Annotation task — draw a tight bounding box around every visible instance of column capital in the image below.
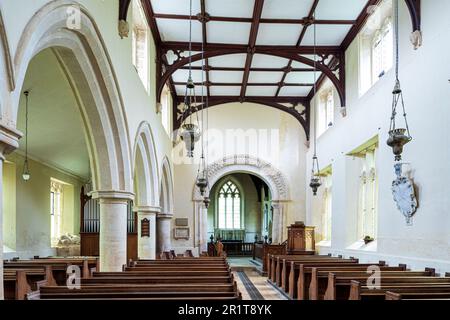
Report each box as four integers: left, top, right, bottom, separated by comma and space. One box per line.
134, 205, 161, 214
90, 190, 134, 202
0, 123, 22, 159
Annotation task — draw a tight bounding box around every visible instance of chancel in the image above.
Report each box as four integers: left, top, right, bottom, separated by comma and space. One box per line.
0, 0, 449, 302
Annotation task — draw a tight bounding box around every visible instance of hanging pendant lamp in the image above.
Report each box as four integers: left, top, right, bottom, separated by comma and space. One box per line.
309, 12, 321, 196
386, 0, 412, 161
22, 91, 31, 181
179, 0, 201, 158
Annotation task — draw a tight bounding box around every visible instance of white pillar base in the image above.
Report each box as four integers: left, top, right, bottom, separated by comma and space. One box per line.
157, 213, 173, 253
92, 191, 134, 272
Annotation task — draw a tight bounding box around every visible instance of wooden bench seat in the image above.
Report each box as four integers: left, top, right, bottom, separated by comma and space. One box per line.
349, 280, 450, 300
292, 263, 404, 300
319, 269, 436, 300
89, 274, 233, 284
120, 269, 231, 276
386, 289, 450, 300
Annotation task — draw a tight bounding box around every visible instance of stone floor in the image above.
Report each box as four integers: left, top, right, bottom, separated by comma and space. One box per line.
228, 257, 287, 300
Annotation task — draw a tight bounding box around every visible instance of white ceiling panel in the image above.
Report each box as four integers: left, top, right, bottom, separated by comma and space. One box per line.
246, 86, 278, 96
278, 86, 312, 97
261, 0, 314, 19
172, 69, 206, 83
210, 86, 241, 96
207, 21, 251, 44
301, 24, 353, 45
157, 19, 202, 42
151, 0, 201, 15
210, 71, 244, 83
315, 0, 367, 20
291, 60, 313, 69
175, 85, 186, 95
256, 24, 301, 45
248, 71, 284, 83
209, 54, 247, 68
284, 72, 321, 84
251, 54, 290, 68
206, 0, 255, 18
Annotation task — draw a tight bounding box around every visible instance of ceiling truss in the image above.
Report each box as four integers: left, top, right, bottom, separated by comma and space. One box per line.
118, 0, 422, 140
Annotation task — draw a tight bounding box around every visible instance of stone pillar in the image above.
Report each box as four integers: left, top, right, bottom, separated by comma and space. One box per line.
194, 200, 208, 254
91, 191, 134, 272
135, 206, 159, 260
157, 213, 172, 253
0, 124, 22, 300
271, 201, 287, 244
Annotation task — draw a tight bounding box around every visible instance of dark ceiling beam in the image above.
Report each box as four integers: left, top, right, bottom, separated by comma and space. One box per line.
240, 0, 265, 99
404, 0, 421, 32
179, 66, 315, 72
173, 82, 314, 87
162, 42, 341, 54
341, 0, 381, 50
152, 13, 355, 25
119, 0, 132, 21
275, 0, 320, 97
174, 96, 309, 139
200, 0, 211, 97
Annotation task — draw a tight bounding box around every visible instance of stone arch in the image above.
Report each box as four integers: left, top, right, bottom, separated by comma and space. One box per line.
0, 8, 15, 122
160, 156, 174, 215
193, 155, 290, 246
133, 121, 159, 207
11, 0, 132, 193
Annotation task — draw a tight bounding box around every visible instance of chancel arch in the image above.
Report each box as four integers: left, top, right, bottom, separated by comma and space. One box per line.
10, 0, 134, 272
193, 155, 290, 252
133, 121, 160, 259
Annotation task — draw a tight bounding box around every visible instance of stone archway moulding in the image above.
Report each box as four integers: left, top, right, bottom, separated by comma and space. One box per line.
193, 155, 289, 202
133, 121, 160, 208
192, 155, 290, 248
11, 0, 133, 194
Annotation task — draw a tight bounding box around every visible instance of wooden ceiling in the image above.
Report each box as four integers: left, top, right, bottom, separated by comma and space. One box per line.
119, 0, 421, 139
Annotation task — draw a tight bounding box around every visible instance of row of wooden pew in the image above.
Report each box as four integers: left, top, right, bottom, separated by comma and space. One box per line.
3, 256, 241, 300
267, 253, 450, 300
3, 257, 99, 300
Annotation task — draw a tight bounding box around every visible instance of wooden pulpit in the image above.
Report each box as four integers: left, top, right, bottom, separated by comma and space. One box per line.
287, 221, 315, 254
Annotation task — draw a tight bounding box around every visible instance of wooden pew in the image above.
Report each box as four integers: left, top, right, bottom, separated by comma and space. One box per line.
349, 279, 450, 300
292, 262, 404, 300
3, 269, 49, 300
386, 289, 450, 300
319, 269, 436, 300
268, 254, 348, 284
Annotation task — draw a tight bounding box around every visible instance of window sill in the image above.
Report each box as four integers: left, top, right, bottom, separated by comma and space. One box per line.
345, 239, 377, 252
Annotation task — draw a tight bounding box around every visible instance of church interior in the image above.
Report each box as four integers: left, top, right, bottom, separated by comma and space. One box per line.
0, 0, 450, 302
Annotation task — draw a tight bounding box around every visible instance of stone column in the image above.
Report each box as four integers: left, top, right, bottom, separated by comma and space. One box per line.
0, 124, 22, 300
91, 191, 134, 272
135, 206, 159, 260
157, 213, 172, 253
271, 201, 287, 244
194, 200, 208, 254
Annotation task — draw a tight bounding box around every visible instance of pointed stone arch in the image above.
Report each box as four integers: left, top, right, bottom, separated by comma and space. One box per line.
11, 0, 133, 193
133, 121, 160, 207
160, 156, 174, 215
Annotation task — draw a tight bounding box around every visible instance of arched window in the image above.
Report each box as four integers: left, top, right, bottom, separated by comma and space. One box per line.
218, 181, 242, 229
371, 17, 393, 83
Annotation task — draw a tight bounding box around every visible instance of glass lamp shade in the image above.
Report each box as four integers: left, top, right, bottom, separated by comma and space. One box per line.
203, 196, 210, 209
387, 128, 412, 162
196, 176, 208, 196
180, 123, 201, 157
22, 173, 31, 181
22, 160, 31, 181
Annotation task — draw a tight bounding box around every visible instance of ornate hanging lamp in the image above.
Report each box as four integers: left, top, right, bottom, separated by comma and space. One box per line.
386, 0, 412, 161
309, 13, 321, 196
179, 0, 201, 157
22, 91, 31, 181
195, 24, 210, 203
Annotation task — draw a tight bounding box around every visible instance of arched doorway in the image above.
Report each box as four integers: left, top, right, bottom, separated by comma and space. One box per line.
193, 155, 290, 253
